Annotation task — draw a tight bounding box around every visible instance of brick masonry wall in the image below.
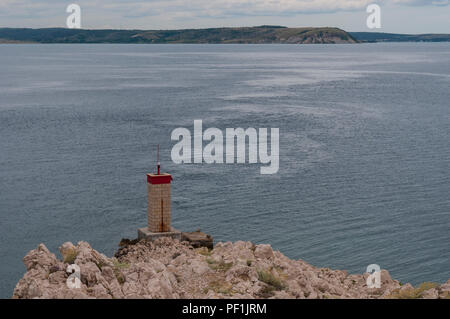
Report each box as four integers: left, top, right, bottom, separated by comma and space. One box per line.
147, 183, 171, 232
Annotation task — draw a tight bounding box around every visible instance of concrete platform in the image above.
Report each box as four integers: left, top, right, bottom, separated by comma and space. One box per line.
137, 226, 182, 241
181, 229, 213, 249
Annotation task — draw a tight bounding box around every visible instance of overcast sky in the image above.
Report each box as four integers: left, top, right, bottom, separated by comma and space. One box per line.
0, 0, 449, 33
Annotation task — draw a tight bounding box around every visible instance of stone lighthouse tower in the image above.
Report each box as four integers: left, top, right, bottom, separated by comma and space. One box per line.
146, 171, 172, 232
138, 146, 181, 240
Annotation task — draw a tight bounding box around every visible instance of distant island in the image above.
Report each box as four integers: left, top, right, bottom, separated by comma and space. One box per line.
0, 26, 356, 44
350, 32, 450, 43
0, 26, 449, 44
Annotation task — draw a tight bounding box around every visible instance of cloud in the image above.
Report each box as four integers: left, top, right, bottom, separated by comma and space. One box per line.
95, 1, 448, 16
79, 0, 450, 19
431, 0, 449, 5
392, 0, 448, 4
0, 0, 448, 21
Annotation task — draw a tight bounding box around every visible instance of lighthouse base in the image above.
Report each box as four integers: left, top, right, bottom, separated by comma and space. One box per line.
137, 226, 182, 241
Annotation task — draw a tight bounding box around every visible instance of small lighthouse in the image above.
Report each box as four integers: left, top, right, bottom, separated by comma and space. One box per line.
138, 145, 181, 241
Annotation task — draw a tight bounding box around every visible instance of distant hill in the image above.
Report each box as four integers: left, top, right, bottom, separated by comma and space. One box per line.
350, 32, 450, 43
2, 27, 448, 44
0, 26, 357, 44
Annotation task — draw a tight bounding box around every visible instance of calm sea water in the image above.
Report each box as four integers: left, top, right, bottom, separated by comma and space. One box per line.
0, 43, 449, 298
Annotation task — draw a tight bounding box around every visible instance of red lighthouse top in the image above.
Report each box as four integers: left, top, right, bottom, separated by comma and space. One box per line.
147, 144, 172, 184
147, 173, 172, 184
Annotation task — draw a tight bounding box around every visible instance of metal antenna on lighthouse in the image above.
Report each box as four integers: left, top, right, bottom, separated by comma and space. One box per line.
157, 144, 160, 175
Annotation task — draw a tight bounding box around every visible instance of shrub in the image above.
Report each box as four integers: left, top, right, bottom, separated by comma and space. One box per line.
113, 260, 130, 270
207, 280, 233, 295
112, 259, 129, 285
386, 282, 438, 299
257, 269, 285, 291
63, 250, 78, 264
196, 247, 212, 256
206, 259, 233, 272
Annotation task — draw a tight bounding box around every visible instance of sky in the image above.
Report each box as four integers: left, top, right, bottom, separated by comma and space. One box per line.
0, 0, 449, 34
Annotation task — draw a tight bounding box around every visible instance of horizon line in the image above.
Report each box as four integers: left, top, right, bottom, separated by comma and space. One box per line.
1, 26, 450, 36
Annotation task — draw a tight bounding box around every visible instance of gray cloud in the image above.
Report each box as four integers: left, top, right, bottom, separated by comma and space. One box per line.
1, 0, 448, 19
0, 0, 448, 31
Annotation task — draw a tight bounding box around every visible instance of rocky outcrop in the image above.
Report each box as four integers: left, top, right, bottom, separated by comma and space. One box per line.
12, 238, 450, 299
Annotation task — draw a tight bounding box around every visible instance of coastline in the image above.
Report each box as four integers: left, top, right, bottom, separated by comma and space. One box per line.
12, 237, 450, 299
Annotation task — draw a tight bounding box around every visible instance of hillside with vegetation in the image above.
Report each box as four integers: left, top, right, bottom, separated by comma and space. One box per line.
0, 26, 357, 44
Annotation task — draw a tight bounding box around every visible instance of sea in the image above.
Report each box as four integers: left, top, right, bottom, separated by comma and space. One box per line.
0, 43, 449, 298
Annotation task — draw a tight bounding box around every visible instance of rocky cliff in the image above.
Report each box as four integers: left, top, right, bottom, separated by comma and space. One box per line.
12, 237, 450, 299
